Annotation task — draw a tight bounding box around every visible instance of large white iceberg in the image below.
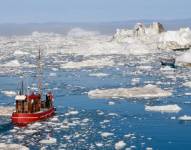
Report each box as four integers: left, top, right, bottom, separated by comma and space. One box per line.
159, 28, 191, 46
88, 84, 172, 99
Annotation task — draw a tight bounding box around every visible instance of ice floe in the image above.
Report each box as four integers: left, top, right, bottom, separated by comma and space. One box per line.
65, 110, 79, 116
100, 132, 114, 138
0, 143, 29, 150
14, 50, 29, 56
88, 84, 172, 99
60, 57, 114, 69
183, 81, 191, 88
23, 129, 38, 135
145, 104, 181, 113
1, 60, 21, 67
0, 106, 15, 116
176, 50, 191, 66
178, 115, 191, 121
115, 141, 126, 150
95, 142, 103, 147
89, 73, 109, 77
108, 101, 115, 105
39, 137, 57, 144
1, 90, 17, 97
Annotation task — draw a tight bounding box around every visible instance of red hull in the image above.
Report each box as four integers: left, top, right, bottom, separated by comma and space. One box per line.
11, 107, 55, 125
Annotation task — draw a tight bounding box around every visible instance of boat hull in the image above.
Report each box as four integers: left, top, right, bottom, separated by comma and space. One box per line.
11, 107, 55, 125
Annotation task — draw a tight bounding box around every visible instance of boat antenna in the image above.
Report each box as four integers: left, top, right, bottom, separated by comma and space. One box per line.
37, 46, 43, 96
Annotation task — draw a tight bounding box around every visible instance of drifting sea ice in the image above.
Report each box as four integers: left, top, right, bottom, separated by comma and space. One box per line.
115, 141, 126, 150
183, 81, 191, 88
88, 84, 172, 99
176, 50, 191, 66
65, 110, 79, 116
178, 115, 191, 121
1, 90, 17, 97
60, 57, 114, 69
89, 73, 109, 77
100, 132, 114, 138
95, 142, 103, 147
23, 129, 38, 135
0, 106, 15, 116
39, 137, 57, 144
13, 50, 29, 56
0, 143, 29, 150
145, 104, 181, 113
108, 101, 115, 105
0, 60, 21, 67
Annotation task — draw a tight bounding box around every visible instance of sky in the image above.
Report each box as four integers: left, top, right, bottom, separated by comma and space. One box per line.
0, 0, 190, 23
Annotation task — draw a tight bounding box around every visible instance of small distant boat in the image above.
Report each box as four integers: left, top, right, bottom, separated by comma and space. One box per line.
11, 48, 55, 126
160, 57, 175, 68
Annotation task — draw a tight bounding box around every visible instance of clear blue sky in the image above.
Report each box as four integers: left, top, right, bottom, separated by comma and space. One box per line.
0, 0, 190, 23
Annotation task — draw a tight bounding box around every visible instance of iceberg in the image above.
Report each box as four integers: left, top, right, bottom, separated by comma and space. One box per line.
88, 84, 172, 99
60, 57, 114, 69
159, 28, 191, 46
145, 104, 181, 113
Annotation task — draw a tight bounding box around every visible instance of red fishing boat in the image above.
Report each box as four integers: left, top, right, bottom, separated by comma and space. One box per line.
11, 49, 55, 125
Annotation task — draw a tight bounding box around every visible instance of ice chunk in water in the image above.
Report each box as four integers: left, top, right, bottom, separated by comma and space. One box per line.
115, 141, 126, 150
1, 91, 17, 97
100, 132, 114, 138
108, 101, 115, 105
0, 106, 15, 116
183, 81, 191, 88
145, 104, 181, 113
39, 137, 57, 144
89, 73, 109, 77
0, 143, 29, 150
178, 115, 191, 121
60, 57, 114, 69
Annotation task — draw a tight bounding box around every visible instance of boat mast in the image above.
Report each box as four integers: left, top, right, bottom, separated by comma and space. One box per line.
37, 47, 43, 96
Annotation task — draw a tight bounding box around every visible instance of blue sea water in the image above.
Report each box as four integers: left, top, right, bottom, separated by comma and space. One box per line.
0, 54, 191, 150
